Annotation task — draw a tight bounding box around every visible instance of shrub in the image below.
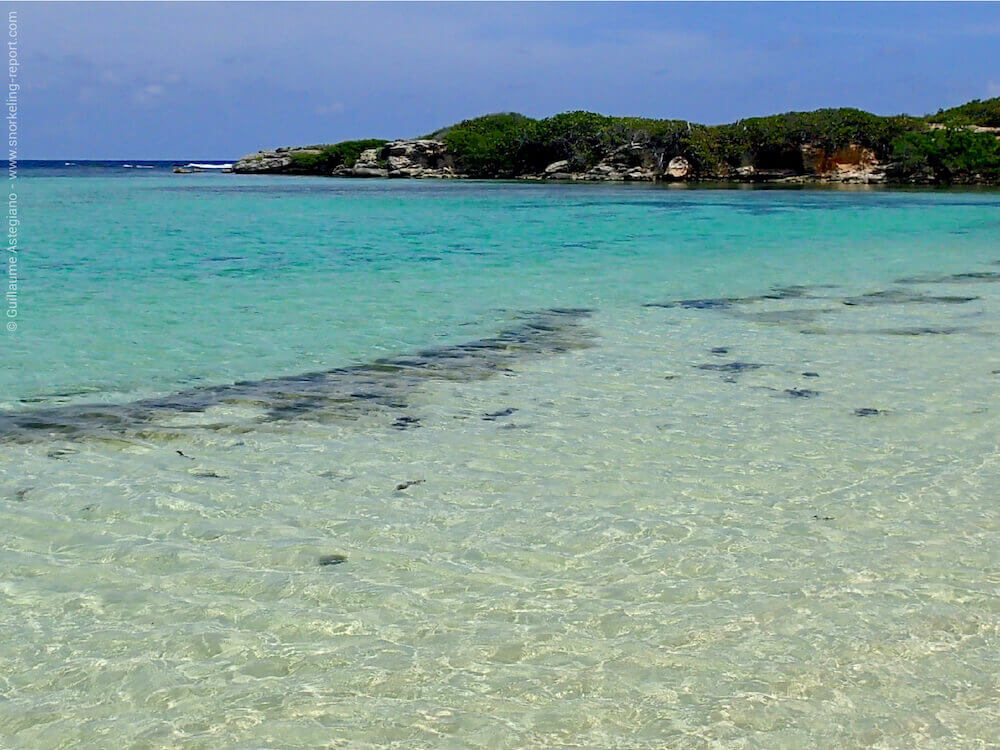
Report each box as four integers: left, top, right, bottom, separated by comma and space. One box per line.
289, 139, 388, 172
891, 128, 1000, 183
928, 98, 1000, 128
439, 113, 535, 177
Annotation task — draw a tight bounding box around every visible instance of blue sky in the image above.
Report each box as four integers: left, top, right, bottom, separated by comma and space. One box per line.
20, 2, 1000, 159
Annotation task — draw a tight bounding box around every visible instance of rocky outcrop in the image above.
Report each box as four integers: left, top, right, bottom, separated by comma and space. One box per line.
797, 143, 885, 183
586, 142, 658, 181
536, 143, 669, 182
235, 140, 455, 179
233, 146, 320, 174
666, 157, 691, 179
383, 140, 454, 178
334, 147, 387, 178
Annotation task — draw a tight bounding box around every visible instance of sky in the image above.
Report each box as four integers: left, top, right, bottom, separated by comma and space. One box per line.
19, 1, 1000, 159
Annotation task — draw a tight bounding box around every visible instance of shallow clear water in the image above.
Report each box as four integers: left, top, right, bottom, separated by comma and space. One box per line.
2, 168, 1000, 747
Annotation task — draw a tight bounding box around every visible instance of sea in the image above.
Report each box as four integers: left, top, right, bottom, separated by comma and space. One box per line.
2, 161, 999, 748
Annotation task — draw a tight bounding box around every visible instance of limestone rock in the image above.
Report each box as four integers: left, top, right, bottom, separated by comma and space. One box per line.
666, 156, 690, 179
544, 160, 570, 175
350, 166, 389, 178
381, 140, 452, 178
800, 142, 880, 182
353, 148, 381, 168
624, 166, 656, 181
232, 150, 294, 173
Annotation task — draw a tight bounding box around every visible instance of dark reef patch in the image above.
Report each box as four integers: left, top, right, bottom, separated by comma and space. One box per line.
737, 309, 835, 324
854, 408, 885, 417
895, 271, 1000, 285
191, 470, 227, 479
394, 479, 425, 491
0, 309, 595, 443
783, 388, 821, 399
802, 326, 976, 337
644, 298, 740, 310
760, 286, 813, 300
709, 347, 730, 355
318, 554, 348, 566
643, 286, 827, 311
696, 362, 767, 374
483, 407, 518, 420
842, 290, 978, 306
880, 327, 965, 336
392, 416, 421, 430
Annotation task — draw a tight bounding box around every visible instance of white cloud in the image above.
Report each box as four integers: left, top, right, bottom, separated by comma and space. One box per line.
132, 83, 165, 106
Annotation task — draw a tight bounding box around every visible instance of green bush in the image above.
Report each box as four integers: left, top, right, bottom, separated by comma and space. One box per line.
438, 113, 535, 177
928, 98, 1000, 128
289, 139, 388, 172
891, 128, 1000, 183
513, 112, 635, 172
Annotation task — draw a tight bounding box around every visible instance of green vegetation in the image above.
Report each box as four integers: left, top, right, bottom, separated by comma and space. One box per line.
892, 128, 1000, 183
288, 139, 388, 172
426, 108, 923, 177
705, 109, 918, 171
928, 97, 1000, 128
434, 113, 534, 177
264, 98, 1000, 183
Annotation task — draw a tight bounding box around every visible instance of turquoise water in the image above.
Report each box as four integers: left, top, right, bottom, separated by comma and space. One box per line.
2, 168, 1000, 746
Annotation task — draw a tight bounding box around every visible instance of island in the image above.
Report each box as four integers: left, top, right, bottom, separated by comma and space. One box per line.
232, 98, 1000, 185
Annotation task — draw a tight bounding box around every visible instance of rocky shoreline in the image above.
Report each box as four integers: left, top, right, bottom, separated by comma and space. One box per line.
230, 100, 1000, 185
233, 138, 891, 185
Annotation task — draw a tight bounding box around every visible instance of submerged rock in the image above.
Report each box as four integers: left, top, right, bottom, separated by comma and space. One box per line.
318, 554, 348, 566
896, 271, 1000, 284
394, 479, 425, 491
645, 298, 739, 310
783, 388, 821, 398
392, 416, 420, 430
0, 308, 596, 444
842, 290, 978, 306
483, 407, 518, 420
696, 362, 767, 373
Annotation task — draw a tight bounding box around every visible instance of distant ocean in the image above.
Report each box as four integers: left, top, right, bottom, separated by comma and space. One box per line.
3, 165, 999, 746
19, 159, 231, 172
